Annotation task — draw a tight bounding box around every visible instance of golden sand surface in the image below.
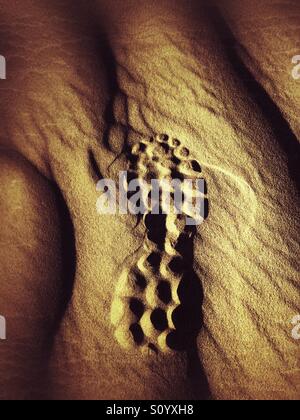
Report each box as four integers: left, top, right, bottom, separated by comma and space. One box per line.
0, 0, 299, 400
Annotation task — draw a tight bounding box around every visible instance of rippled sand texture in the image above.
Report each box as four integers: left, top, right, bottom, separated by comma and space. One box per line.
0, 0, 299, 400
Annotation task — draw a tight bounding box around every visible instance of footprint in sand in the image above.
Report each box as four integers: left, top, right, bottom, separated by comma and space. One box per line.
110, 134, 208, 355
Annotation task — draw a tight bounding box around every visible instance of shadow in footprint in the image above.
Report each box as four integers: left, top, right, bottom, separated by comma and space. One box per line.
170, 232, 210, 399
144, 208, 210, 399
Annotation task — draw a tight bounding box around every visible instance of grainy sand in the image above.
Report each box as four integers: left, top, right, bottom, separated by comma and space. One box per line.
0, 0, 299, 400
